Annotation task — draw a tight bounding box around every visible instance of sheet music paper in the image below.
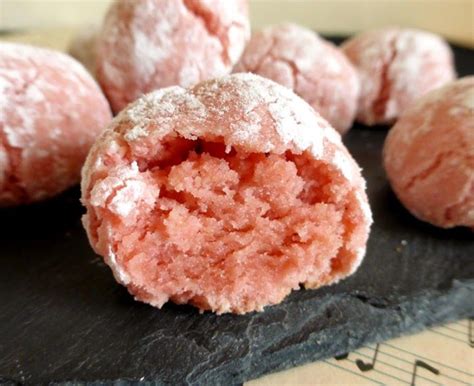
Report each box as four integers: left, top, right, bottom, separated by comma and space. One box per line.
249, 319, 473, 385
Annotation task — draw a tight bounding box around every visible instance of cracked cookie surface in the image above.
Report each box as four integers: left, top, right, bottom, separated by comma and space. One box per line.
0, 42, 112, 206
234, 24, 360, 135
96, 0, 250, 113
342, 28, 456, 126
384, 77, 474, 228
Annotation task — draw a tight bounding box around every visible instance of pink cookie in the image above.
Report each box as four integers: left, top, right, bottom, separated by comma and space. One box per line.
68, 25, 98, 77
384, 77, 474, 229
0, 43, 112, 206
342, 28, 456, 126
96, 0, 250, 113
81, 73, 372, 314
234, 24, 360, 135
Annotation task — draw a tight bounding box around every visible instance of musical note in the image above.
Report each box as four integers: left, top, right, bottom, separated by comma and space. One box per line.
334, 353, 348, 360
469, 318, 473, 348
355, 344, 379, 372
410, 360, 439, 386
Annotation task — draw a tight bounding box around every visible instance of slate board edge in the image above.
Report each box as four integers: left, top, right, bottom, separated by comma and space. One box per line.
2, 279, 471, 386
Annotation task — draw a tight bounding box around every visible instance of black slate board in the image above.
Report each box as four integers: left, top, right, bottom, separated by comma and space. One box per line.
0, 39, 473, 385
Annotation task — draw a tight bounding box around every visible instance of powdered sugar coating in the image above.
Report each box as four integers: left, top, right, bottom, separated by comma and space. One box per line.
342, 27, 456, 126
384, 77, 473, 228
234, 24, 360, 134
96, 0, 250, 113
0, 42, 112, 206
82, 73, 372, 314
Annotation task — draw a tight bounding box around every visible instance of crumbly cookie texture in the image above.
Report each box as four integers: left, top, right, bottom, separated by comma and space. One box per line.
81, 73, 372, 314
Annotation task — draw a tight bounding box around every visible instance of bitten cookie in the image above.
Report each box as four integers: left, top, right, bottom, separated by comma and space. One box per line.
384, 77, 473, 228
81, 74, 372, 314
96, 0, 250, 113
0, 43, 112, 206
234, 23, 360, 135
342, 28, 456, 126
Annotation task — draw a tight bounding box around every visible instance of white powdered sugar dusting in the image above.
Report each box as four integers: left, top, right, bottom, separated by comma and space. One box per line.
111, 73, 366, 213
390, 29, 453, 97
123, 86, 186, 141
227, 23, 248, 64
90, 161, 158, 219
230, 110, 262, 142
109, 177, 158, 218
178, 63, 201, 87
132, 29, 171, 80
96, 0, 250, 112
120, 73, 347, 161
333, 150, 356, 181
216, 73, 326, 156
105, 245, 131, 285
236, 23, 359, 133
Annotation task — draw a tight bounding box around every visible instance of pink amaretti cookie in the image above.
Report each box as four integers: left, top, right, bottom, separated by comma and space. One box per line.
384, 77, 473, 229
342, 28, 456, 126
234, 23, 360, 135
0, 43, 112, 206
96, 0, 250, 113
81, 73, 372, 314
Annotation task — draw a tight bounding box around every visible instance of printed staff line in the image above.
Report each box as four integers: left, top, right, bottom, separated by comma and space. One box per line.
383, 342, 472, 376
323, 359, 383, 385
441, 324, 468, 334
428, 328, 467, 344
355, 351, 439, 385
432, 326, 468, 338
368, 349, 470, 385
437, 328, 468, 338
438, 324, 469, 335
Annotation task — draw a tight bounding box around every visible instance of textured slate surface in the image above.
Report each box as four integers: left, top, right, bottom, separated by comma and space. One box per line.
0, 41, 473, 385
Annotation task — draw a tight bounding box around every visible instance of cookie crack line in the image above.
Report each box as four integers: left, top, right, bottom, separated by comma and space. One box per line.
251, 35, 278, 74
0, 127, 28, 202
249, 38, 343, 106
181, 0, 230, 66
403, 150, 457, 191
442, 168, 474, 225
372, 34, 398, 123
0, 68, 43, 202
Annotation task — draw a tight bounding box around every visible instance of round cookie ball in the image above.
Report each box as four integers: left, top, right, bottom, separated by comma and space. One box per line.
68, 25, 99, 77
96, 0, 250, 113
384, 77, 473, 229
81, 73, 372, 314
0, 43, 112, 206
234, 23, 360, 135
342, 27, 456, 126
